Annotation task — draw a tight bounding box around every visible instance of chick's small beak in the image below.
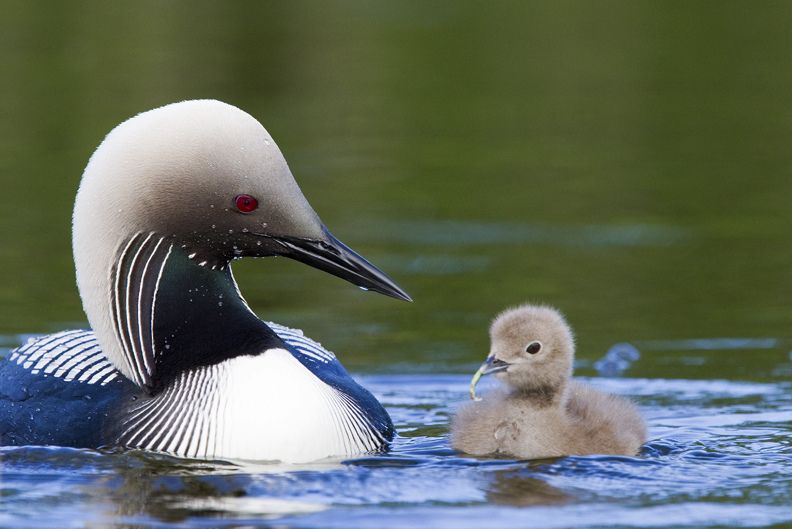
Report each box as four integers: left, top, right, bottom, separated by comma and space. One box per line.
469, 354, 511, 401
480, 355, 511, 375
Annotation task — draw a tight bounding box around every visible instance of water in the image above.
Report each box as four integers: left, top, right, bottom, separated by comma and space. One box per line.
1, 351, 790, 528
2, 1, 792, 527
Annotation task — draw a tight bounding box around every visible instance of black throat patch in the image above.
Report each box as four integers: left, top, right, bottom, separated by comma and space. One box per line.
110, 234, 285, 394
149, 247, 285, 393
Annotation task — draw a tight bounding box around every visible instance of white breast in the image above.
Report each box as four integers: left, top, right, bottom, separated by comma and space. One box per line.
119, 349, 385, 463
217, 349, 377, 462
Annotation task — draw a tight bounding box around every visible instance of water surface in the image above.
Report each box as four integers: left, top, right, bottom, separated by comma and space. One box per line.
1, 350, 790, 528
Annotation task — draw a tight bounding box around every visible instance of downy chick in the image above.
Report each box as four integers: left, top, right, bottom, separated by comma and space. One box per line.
452, 305, 646, 459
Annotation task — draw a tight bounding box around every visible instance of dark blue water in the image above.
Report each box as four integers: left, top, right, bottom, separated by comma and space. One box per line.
1, 339, 790, 528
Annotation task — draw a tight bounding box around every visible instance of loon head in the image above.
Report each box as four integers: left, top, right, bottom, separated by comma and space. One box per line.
73, 99, 410, 389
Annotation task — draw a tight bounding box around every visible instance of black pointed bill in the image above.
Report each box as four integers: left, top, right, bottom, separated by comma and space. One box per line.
469, 355, 510, 401
261, 227, 412, 302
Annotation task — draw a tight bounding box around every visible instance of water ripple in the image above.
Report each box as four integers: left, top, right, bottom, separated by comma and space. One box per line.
0, 374, 789, 528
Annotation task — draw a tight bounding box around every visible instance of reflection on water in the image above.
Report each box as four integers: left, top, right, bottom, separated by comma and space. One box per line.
168, 497, 327, 518
485, 468, 571, 506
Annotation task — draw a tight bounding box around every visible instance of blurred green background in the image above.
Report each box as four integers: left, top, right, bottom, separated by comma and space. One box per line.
2, 0, 792, 375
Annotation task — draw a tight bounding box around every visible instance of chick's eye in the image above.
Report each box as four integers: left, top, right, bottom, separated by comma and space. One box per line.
525, 341, 542, 354
234, 194, 258, 213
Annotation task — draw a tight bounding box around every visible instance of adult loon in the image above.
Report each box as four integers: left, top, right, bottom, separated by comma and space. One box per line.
0, 100, 411, 463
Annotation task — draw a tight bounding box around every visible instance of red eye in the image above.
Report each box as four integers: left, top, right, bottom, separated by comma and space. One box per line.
234, 194, 258, 213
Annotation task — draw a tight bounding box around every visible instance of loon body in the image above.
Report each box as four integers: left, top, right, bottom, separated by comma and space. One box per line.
0, 100, 409, 463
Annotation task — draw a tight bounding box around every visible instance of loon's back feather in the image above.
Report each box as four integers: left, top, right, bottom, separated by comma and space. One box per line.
2, 323, 340, 390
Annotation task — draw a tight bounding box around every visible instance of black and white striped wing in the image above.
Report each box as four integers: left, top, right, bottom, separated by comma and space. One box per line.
7, 330, 119, 386
268, 322, 338, 365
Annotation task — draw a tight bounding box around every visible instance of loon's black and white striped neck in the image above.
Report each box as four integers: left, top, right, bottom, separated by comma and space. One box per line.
109, 231, 285, 393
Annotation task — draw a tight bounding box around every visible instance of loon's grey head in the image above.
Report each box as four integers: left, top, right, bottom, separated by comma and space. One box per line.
73, 99, 409, 386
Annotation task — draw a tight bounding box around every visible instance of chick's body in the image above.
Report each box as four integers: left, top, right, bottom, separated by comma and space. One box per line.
452, 305, 646, 459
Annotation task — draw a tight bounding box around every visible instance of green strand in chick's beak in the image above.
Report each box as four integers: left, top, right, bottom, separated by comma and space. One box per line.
469, 365, 485, 401
469, 354, 511, 401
